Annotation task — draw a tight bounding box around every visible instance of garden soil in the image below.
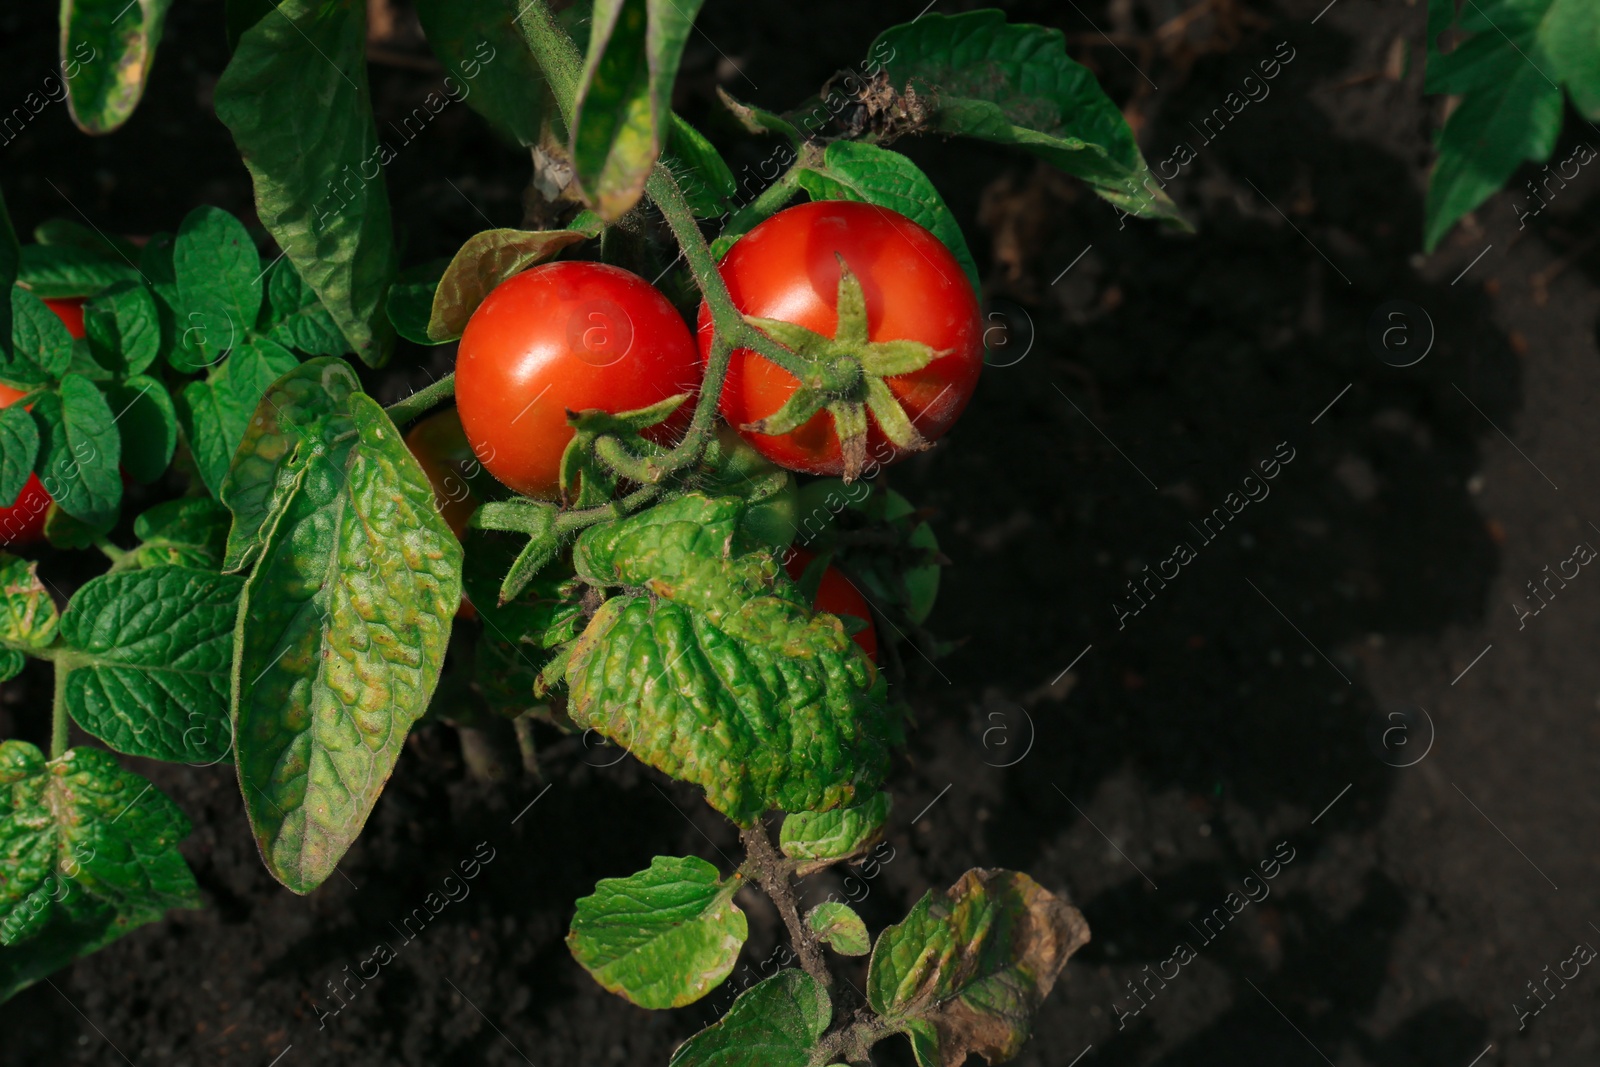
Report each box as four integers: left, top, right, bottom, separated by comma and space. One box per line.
4, 0, 1600, 1063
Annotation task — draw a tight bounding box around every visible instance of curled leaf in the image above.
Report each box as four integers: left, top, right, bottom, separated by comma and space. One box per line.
427, 229, 589, 342
867, 868, 1089, 1067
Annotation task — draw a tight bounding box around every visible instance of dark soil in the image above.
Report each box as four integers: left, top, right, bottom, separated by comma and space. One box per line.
3, 0, 1598, 1064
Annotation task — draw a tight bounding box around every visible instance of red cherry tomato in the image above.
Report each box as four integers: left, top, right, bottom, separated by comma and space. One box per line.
697, 201, 982, 476
784, 547, 878, 663
0, 384, 50, 547
404, 408, 480, 538
455, 262, 702, 498
43, 298, 85, 340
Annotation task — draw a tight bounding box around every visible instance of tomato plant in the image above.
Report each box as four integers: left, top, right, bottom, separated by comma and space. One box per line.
699, 200, 984, 478
0, 2, 1185, 1061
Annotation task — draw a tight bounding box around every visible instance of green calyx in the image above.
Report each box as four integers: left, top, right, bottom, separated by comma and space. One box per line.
742, 256, 944, 481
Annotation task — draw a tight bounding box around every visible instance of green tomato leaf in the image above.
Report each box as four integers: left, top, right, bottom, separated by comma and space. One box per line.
797, 141, 980, 294
175, 380, 233, 501
43, 502, 112, 551
1422, 0, 1568, 250
0, 741, 200, 947
567, 855, 748, 1009
779, 791, 890, 872
384, 259, 450, 346
8, 288, 76, 385
214, 336, 300, 427
0, 553, 60, 655
866, 868, 1090, 1067
427, 228, 589, 342
132, 497, 232, 570
173, 206, 259, 370
873, 10, 1185, 228
31, 376, 121, 527
0, 188, 17, 363
178, 336, 301, 499
82, 281, 161, 377
59, 567, 241, 764
105, 375, 176, 485
413, 0, 550, 146
668, 113, 737, 218
33, 220, 143, 265
1544, 0, 1600, 117
570, 0, 707, 220
226, 358, 462, 893
667, 970, 830, 1067
0, 405, 40, 508
214, 0, 399, 366
260, 256, 352, 357
17, 244, 141, 300
60, 0, 175, 134
808, 901, 869, 956
564, 493, 891, 825
218, 357, 362, 572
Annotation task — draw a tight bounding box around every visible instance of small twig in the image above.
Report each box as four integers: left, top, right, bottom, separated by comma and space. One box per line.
384, 372, 456, 427
739, 823, 832, 990
93, 536, 134, 571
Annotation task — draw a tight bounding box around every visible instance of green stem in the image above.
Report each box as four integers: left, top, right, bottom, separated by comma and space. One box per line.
720, 155, 810, 244
384, 373, 456, 428
552, 484, 660, 536
50, 657, 69, 759
92, 536, 135, 572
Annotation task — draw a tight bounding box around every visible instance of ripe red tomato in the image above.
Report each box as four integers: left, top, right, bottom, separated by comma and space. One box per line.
697, 201, 982, 476
0, 382, 50, 546
455, 262, 701, 498
404, 408, 480, 538
43, 298, 85, 340
784, 547, 878, 663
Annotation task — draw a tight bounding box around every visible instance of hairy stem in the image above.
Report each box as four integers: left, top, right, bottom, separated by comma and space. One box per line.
384, 372, 456, 427
552, 485, 660, 536
740, 823, 832, 990
50, 656, 70, 759
719, 153, 812, 245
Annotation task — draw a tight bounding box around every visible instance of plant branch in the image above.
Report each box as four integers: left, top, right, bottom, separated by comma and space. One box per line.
720, 152, 813, 246
50, 656, 70, 759
552, 484, 660, 536
384, 373, 455, 427
739, 822, 832, 991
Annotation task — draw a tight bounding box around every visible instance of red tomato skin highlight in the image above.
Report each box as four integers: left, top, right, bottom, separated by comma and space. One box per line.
784, 546, 879, 663
697, 200, 983, 475
456, 262, 702, 498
